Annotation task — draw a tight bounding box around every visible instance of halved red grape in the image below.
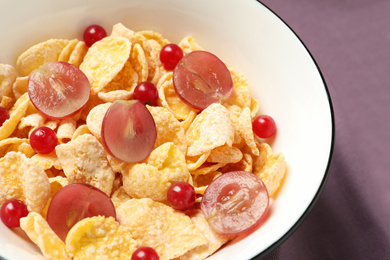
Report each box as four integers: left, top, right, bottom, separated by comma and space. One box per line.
252, 115, 277, 139
200, 171, 269, 235
1, 199, 29, 228
27, 61, 90, 119
83, 25, 107, 47
29, 126, 58, 154
46, 183, 116, 241
167, 182, 196, 211
173, 50, 233, 110
133, 82, 159, 106
160, 43, 183, 70
101, 100, 157, 163
0, 107, 10, 127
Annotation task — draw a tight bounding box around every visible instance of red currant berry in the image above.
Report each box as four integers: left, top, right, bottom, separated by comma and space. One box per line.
252, 115, 277, 139
167, 182, 196, 211
159, 44, 183, 70
30, 126, 58, 154
133, 82, 159, 106
83, 25, 107, 47
131, 247, 159, 260
1, 199, 29, 228
0, 107, 10, 127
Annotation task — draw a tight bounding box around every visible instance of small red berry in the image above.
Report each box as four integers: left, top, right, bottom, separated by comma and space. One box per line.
167, 182, 196, 211
133, 82, 159, 106
131, 247, 159, 260
1, 199, 29, 228
252, 115, 277, 139
159, 44, 183, 70
0, 107, 9, 127
29, 126, 58, 154
83, 25, 107, 47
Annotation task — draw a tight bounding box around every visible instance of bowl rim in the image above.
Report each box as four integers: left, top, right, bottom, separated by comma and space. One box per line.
250, 1, 335, 259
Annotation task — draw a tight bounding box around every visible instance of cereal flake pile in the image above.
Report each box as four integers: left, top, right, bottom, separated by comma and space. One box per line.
0, 23, 286, 260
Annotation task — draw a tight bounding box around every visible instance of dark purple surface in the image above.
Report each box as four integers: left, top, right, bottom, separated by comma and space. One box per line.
258, 0, 390, 259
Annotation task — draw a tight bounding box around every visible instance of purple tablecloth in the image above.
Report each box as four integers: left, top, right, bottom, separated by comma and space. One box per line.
259, 0, 390, 259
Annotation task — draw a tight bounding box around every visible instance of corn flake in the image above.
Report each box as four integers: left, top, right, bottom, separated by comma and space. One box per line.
86, 102, 111, 141
0, 93, 29, 141
179, 36, 203, 55
20, 212, 71, 260
65, 216, 136, 260
12, 76, 28, 99
16, 39, 69, 76
178, 209, 232, 260
157, 72, 196, 120
57, 117, 77, 144
80, 36, 131, 94
68, 41, 88, 68
0, 151, 50, 213
55, 134, 115, 195
207, 145, 243, 164
0, 64, 17, 100
186, 103, 234, 157
123, 142, 191, 202
147, 105, 187, 155
58, 39, 79, 62
117, 198, 207, 260
253, 142, 287, 196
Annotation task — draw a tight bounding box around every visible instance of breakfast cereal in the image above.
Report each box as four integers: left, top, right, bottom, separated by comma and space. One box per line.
0, 22, 287, 260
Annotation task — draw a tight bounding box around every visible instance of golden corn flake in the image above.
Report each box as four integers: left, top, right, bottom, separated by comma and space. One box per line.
117, 198, 207, 260
20, 212, 71, 260
0, 151, 50, 213
123, 142, 191, 202
86, 102, 111, 141
236, 107, 259, 156
190, 162, 226, 179
5, 140, 35, 158
224, 67, 252, 110
12, 76, 28, 99
157, 72, 196, 120
207, 145, 243, 164
179, 36, 203, 55
16, 39, 69, 76
147, 105, 187, 155
193, 170, 221, 196
0, 93, 29, 141
58, 39, 79, 62
221, 152, 253, 173
0, 64, 17, 99
0, 137, 29, 157
0, 96, 14, 110
72, 124, 92, 140
57, 117, 77, 144
186, 103, 234, 157
79, 36, 131, 94
98, 90, 133, 103
186, 151, 211, 172
55, 134, 115, 195
130, 43, 148, 82
30, 152, 61, 171
253, 142, 287, 196
102, 58, 138, 97
111, 186, 132, 208
111, 23, 145, 47
68, 41, 88, 68
65, 216, 137, 260
179, 209, 231, 260
18, 112, 45, 135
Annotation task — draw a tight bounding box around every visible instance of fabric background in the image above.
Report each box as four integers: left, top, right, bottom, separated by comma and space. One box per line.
258, 0, 390, 259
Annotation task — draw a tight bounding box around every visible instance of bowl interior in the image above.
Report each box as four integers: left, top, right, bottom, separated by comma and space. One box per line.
0, 0, 334, 259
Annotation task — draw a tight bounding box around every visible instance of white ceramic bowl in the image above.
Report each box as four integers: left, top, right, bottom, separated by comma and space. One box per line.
0, 0, 334, 259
